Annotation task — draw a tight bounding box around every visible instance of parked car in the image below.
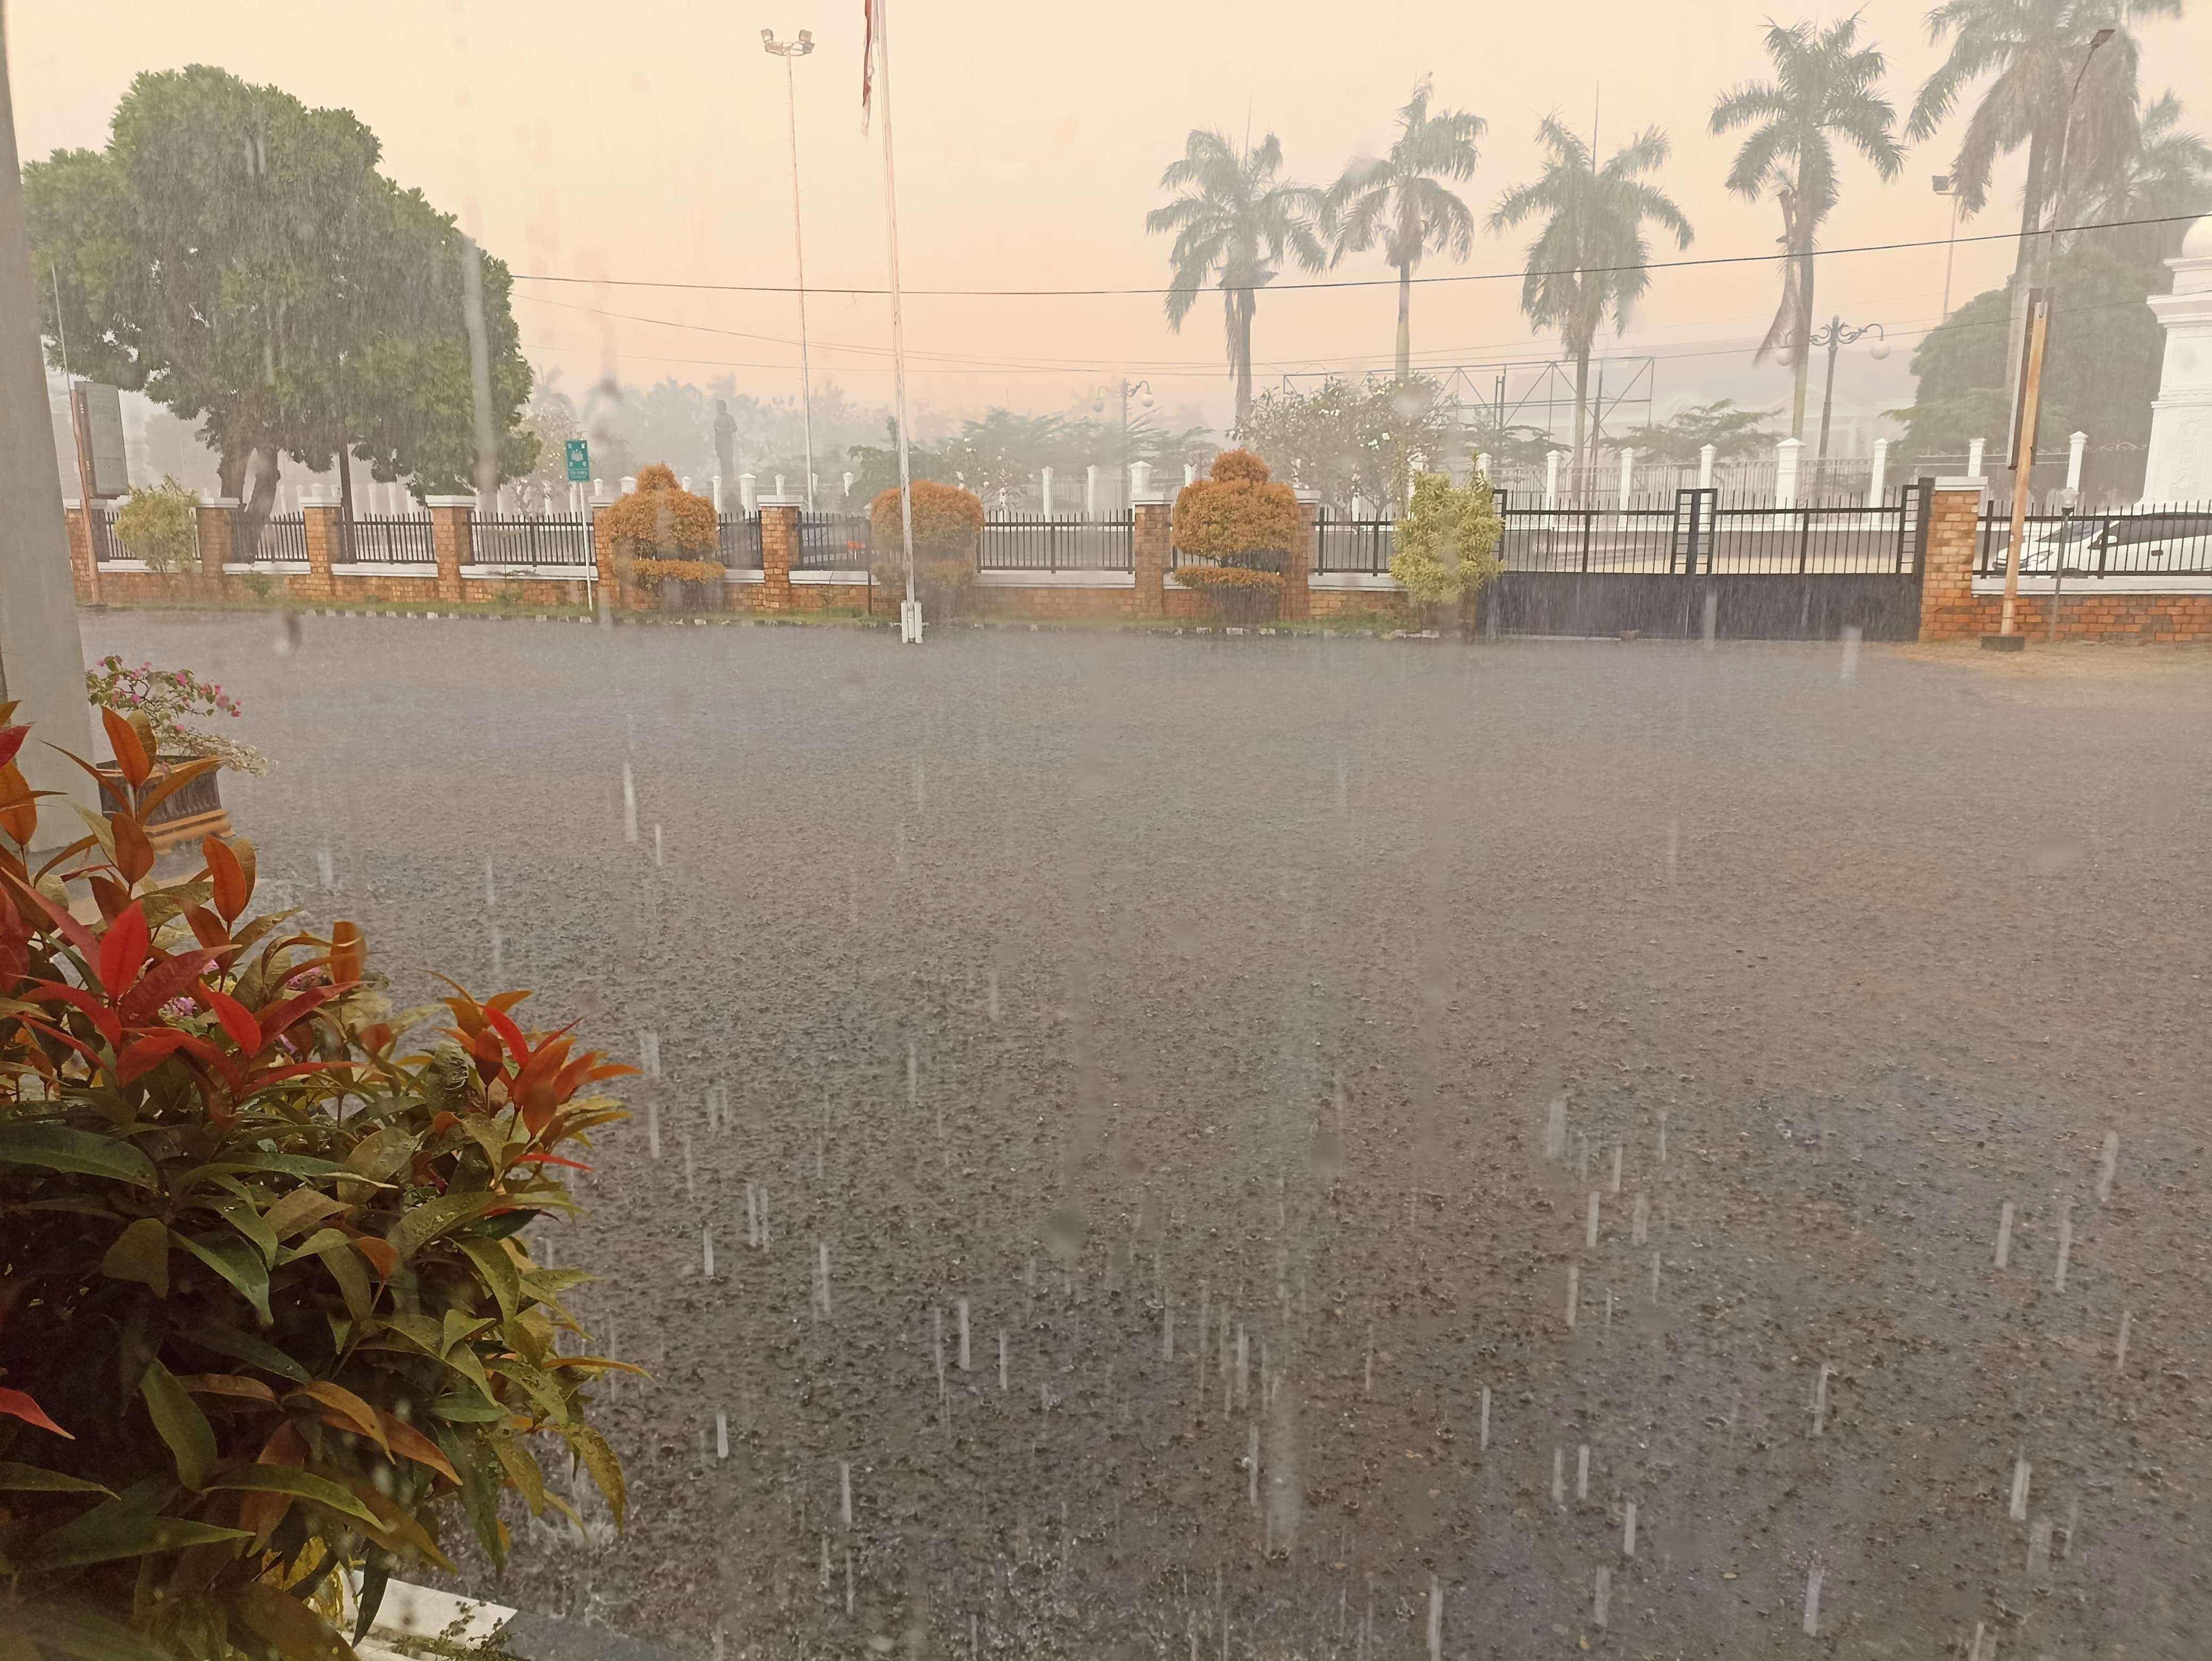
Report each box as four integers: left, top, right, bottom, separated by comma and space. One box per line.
2012, 511, 2212, 573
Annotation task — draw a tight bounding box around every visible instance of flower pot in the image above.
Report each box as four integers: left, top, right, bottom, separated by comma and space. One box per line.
96, 759, 231, 854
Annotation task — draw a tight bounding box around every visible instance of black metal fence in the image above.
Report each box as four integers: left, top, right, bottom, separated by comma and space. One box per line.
346, 515, 437, 565
718, 514, 763, 571
1974, 500, 2212, 578
798, 511, 874, 571
1313, 511, 1396, 575
981, 513, 1133, 572
255, 513, 307, 565
469, 517, 595, 567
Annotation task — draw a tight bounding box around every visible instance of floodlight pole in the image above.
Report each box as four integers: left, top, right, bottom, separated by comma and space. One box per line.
873, 0, 920, 641
763, 29, 818, 511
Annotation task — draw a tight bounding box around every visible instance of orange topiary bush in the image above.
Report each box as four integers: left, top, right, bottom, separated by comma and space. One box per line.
870, 480, 984, 614
1171, 449, 1301, 621
604, 464, 719, 611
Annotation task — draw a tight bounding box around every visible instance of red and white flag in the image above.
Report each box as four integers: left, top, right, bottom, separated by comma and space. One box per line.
860, 0, 876, 133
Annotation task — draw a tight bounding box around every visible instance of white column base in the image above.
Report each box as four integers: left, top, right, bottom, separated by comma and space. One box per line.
900, 600, 924, 644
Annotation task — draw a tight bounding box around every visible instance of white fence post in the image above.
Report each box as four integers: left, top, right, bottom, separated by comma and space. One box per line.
2066, 430, 2088, 494
1544, 449, 1563, 507
1616, 448, 1635, 529
1867, 439, 1889, 505
1085, 464, 1099, 520
1128, 461, 1150, 504
1041, 465, 1054, 516
841, 471, 854, 503
739, 473, 757, 512
1966, 437, 1985, 479
1774, 438, 1803, 510
1698, 444, 1716, 490
1184, 463, 1197, 489
711, 476, 723, 514
1476, 452, 1491, 481
619, 475, 636, 496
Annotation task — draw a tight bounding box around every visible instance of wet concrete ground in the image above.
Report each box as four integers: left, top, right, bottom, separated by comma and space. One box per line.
88, 614, 2212, 1658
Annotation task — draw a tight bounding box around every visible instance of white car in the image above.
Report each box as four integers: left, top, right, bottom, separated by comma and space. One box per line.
2009, 511, 2212, 574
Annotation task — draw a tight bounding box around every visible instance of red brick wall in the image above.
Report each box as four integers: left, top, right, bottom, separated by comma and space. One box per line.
429, 503, 471, 604
1916, 486, 1983, 642
64, 507, 99, 603
1948, 591, 2212, 642
759, 505, 797, 610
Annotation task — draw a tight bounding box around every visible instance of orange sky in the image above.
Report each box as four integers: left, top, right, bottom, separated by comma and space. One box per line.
11, 0, 2209, 436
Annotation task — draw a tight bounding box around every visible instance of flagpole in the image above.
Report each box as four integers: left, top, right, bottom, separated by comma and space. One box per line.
873, 0, 921, 642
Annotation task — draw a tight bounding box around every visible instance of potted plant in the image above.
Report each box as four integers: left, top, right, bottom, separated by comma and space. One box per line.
86, 657, 270, 853
0, 710, 633, 1661
110, 478, 199, 586
870, 480, 983, 618
1388, 471, 1502, 635
602, 464, 722, 613
1170, 450, 1301, 624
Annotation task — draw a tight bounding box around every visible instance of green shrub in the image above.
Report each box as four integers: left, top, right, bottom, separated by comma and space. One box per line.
112, 480, 199, 574
1388, 472, 1502, 610
0, 710, 633, 1661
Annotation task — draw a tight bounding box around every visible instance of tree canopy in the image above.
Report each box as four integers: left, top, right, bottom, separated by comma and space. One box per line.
1232, 375, 1456, 511
1618, 399, 1778, 465
24, 65, 534, 535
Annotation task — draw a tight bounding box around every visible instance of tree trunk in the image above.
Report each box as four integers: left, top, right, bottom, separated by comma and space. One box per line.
1233, 289, 1254, 429
337, 441, 355, 563
1571, 348, 1590, 481
237, 447, 280, 561
1395, 261, 1412, 379
1791, 246, 1817, 440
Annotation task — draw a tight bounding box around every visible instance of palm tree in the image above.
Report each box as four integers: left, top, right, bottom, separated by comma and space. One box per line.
1323, 80, 1487, 377
1147, 131, 1326, 427
1489, 118, 1693, 477
2075, 90, 2212, 260
1908, 0, 2175, 280
1712, 18, 1904, 440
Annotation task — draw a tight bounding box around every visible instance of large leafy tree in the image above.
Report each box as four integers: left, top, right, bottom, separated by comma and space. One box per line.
1146, 131, 1327, 426
1489, 119, 1693, 476
1617, 398, 1778, 464
1323, 80, 1487, 377
1231, 374, 1455, 511
25, 66, 534, 548
1711, 17, 1904, 440
1907, 0, 2175, 279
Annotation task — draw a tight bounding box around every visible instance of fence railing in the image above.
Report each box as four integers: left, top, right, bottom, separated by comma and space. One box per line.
1314, 512, 1397, 575
981, 512, 1133, 572
1497, 488, 1924, 575
719, 514, 763, 571
345, 515, 437, 565
798, 511, 873, 571
255, 514, 308, 565
469, 518, 595, 567
1975, 500, 2212, 578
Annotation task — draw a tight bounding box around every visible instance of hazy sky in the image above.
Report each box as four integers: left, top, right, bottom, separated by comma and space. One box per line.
12, 1, 2211, 437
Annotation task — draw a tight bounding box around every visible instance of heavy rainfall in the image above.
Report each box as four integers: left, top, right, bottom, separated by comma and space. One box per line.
3, 3, 2212, 1661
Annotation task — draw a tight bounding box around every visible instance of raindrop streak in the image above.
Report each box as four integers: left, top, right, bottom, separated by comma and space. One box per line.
316, 848, 336, 891
680, 1134, 695, 1199
907, 1040, 919, 1110
647, 1102, 662, 1161
2116, 1309, 2133, 1371
483, 857, 496, 908
2027, 1518, 2054, 1577
652, 824, 664, 868
1426, 1576, 1441, 1661
714, 1412, 727, 1461
1622, 1499, 1637, 1556
1994, 1201, 2015, 1270
815, 1243, 832, 1318
1649, 1252, 1662, 1303
1593, 1567, 1611, 1628
987, 971, 1001, 1022
1564, 1266, 1579, 1330
2054, 1201, 2074, 1291
701, 1228, 714, 1280
2097, 1128, 2119, 1202
839, 1460, 853, 1527
1658, 1109, 1669, 1162
622, 762, 638, 843
1478, 1385, 1491, 1450
1609, 1143, 1622, 1193
1585, 1192, 1601, 1249
1802, 1568, 1823, 1636
1576, 1445, 1589, 1501
957, 1298, 971, 1370
1551, 1447, 1564, 1507
640, 1030, 662, 1081
1161, 1298, 1174, 1361
1545, 1097, 1566, 1161
1246, 1425, 1259, 1508
998, 1331, 1009, 1392
1632, 1192, 1650, 1246
2009, 1456, 2032, 1521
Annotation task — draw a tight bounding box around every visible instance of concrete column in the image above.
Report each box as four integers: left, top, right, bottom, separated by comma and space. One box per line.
2143, 216, 2212, 503
1868, 439, 1890, 504
302, 501, 341, 600
621, 475, 638, 496
1184, 463, 1197, 489
681, 476, 693, 495
1544, 450, 1563, 507
1774, 438, 1804, 509
711, 475, 724, 514
2066, 430, 2088, 494
1698, 444, 1716, 490
774, 474, 785, 498
1133, 499, 1169, 618
195, 498, 236, 594
0, 32, 97, 836
425, 495, 474, 604
1283, 489, 1318, 623
1128, 462, 1151, 505
1085, 465, 1099, 520
1917, 476, 1990, 642
1476, 452, 1491, 481
1965, 437, 1985, 479
1041, 465, 1054, 516
592, 477, 605, 502
758, 497, 800, 611
739, 473, 758, 512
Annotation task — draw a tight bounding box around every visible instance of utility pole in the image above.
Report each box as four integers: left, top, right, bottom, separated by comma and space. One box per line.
1932, 175, 1962, 318
1997, 289, 2052, 641
0, 6, 98, 838
761, 29, 818, 511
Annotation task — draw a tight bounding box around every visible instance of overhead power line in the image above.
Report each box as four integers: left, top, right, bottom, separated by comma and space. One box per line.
508, 212, 2196, 300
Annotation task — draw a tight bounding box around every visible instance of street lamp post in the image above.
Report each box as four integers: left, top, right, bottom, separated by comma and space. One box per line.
761, 28, 817, 512
1932, 174, 1962, 319
1088, 378, 1153, 508
1997, 27, 2113, 641
1805, 317, 1889, 468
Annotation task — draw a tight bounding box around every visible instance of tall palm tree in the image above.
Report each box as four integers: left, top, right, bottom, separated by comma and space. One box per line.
1147, 131, 1326, 427
2074, 90, 2212, 260
1489, 118, 1693, 477
1908, 0, 2175, 282
1712, 17, 1904, 440
1323, 80, 1487, 377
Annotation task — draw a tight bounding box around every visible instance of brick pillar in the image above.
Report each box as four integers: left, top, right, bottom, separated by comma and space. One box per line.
425, 496, 474, 605
64, 504, 101, 604
1915, 475, 1986, 642
301, 501, 341, 601
590, 498, 622, 611
759, 497, 800, 611
1132, 499, 1170, 617
1282, 490, 1318, 623
195, 499, 235, 596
